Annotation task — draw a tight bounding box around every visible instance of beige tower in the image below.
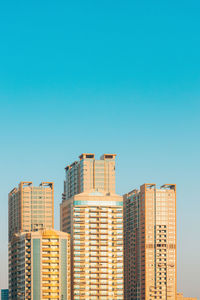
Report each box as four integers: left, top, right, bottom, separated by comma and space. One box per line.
64, 153, 116, 200
8, 182, 54, 241
60, 154, 124, 300
8, 181, 54, 299
124, 184, 176, 300
9, 229, 71, 300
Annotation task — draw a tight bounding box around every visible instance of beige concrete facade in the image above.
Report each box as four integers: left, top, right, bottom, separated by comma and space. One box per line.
9, 229, 71, 300
8, 181, 55, 299
64, 153, 116, 200
177, 293, 197, 300
60, 154, 124, 300
8, 182, 54, 242
124, 184, 176, 300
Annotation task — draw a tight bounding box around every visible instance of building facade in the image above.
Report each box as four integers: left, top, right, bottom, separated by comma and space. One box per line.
124, 184, 176, 300
1, 290, 9, 300
8, 229, 71, 300
64, 153, 116, 200
8, 182, 54, 242
8, 181, 56, 299
60, 154, 124, 300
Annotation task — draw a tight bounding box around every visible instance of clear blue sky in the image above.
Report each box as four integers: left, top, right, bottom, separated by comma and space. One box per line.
0, 0, 200, 297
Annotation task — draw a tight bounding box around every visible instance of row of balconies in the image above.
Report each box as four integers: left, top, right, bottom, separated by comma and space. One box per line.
74, 268, 123, 272
74, 252, 122, 257
42, 260, 59, 264
42, 265, 59, 269
73, 288, 123, 293
73, 233, 123, 238
74, 279, 123, 283
42, 283, 59, 287
42, 242, 59, 246
42, 254, 59, 258
74, 243, 123, 247
73, 239, 123, 244
73, 260, 121, 265
74, 225, 122, 230
42, 271, 59, 275
74, 216, 123, 221
74, 290, 123, 295
73, 249, 123, 252
73, 295, 123, 299
73, 212, 123, 219
74, 253, 123, 257
42, 295, 59, 299
73, 268, 123, 272
74, 211, 122, 215
74, 208, 122, 212
42, 248, 60, 252
74, 222, 122, 227
74, 275, 123, 279
73, 287, 123, 292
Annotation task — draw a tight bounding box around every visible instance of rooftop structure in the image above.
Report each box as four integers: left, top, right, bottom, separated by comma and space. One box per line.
63, 153, 116, 200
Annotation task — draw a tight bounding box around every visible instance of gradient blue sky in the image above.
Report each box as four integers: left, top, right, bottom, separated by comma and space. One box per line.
0, 0, 200, 297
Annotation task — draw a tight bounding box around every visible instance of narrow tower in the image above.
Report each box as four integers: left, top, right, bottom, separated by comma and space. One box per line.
60, 154, 124, 300
8, 182, 54, 299
124, 184, 176, 300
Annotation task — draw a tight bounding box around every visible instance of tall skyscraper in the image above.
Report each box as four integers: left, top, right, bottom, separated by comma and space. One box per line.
9, 229, 71, 300
8, 182, 54, 241
60, 154, 124, 300
124, 184, 176, 300
1, 289, 9, 300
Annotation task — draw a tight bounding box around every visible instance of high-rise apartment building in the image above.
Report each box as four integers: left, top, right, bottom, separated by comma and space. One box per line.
9, 229, 71, 300
124, 184, 176, 300
60, 154, 124, 300
8, 182, 54, 241
8, 181, 55, 299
